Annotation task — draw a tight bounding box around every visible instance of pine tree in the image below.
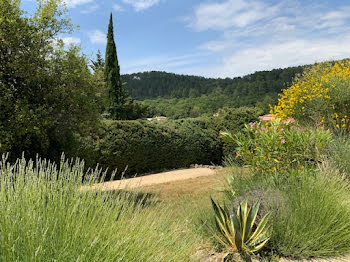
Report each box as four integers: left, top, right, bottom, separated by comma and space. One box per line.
91, 50, 107, 114
104, 13, 126, 119
90, 50, 104, 73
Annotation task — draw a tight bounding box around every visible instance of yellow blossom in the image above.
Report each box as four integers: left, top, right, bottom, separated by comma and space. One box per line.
272, 60, 350, 124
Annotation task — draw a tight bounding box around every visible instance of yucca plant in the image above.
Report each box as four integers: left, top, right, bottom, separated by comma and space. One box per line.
211, 198, 270, 258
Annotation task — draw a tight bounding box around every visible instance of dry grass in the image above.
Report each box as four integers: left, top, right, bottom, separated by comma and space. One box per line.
134, 168, 229, 258
137, 168, 226, 203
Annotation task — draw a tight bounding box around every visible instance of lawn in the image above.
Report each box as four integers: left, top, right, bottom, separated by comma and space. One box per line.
136, 168, 228, 261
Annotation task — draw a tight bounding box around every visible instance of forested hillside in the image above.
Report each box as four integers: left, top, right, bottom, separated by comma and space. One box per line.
123, 66, 305, 100
123, 66, 306, 118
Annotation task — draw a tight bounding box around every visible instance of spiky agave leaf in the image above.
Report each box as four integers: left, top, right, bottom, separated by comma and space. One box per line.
246, 212, 271, 253
211, 198, 271, 257
231, 207, 242, 252
239, 202, 260, 254
211, 197, 237, 250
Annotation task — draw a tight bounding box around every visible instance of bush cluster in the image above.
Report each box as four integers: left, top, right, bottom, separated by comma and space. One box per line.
272, 60, 350, 133
75, 107, 261, 179
91, 119, 222, 178
214, 107, 262, 160
222, 119, 331, 175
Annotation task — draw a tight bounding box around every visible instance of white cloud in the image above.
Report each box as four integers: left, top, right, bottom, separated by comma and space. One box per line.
184, 1, 350, 77
199, 40, 235, 52
64, 0, 93, 8
208, 36, 350, 78
113, 3, 124, 12
87, 30, 106, 44
61, 36, 81, 45
122, 0, 161, 12
81, 3, 99, 14
188, 0, 278, 31
316, 7, 350, 30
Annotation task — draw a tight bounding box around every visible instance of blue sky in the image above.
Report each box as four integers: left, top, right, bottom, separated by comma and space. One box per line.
22, 0, 350, 77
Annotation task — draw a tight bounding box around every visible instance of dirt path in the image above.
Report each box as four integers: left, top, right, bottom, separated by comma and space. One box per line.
90, 167, 217, 191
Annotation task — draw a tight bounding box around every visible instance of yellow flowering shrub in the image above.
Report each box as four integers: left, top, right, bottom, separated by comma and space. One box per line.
272, 60, 350, 132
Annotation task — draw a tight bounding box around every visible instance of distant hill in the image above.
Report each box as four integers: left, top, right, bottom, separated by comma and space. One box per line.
122, 66, 306, 100
121, 66, 307, 118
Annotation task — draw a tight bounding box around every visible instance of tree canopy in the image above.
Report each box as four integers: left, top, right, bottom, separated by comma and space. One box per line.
0, 0, 100, 160
122, 67, 306, 118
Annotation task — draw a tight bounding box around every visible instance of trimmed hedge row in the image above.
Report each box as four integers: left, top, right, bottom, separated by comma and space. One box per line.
95, 119, 221, 177
77, 107, 261, 179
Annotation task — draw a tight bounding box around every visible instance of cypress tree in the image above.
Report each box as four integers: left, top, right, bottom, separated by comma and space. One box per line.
104, 13, 126, 119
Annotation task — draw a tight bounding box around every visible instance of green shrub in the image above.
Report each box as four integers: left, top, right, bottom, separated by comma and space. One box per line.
224, 167, 350, 259
273, 60, 350, 134
74, 107, 263, 179
214, 107, 263, 133
222, 120, 331, 175
214, 107, 263, 160
328, 136, 350, 175
94, 118, 222, 178
271, 167, 350, 258
0, 155, 195, 262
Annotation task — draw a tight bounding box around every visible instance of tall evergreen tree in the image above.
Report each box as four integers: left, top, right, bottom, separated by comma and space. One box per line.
91, 50, 105, 73
91, 51, 108, 114
104, 13, 126, 119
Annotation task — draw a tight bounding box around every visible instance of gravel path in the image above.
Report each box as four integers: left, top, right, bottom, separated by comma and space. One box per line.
89, 167, 217, 191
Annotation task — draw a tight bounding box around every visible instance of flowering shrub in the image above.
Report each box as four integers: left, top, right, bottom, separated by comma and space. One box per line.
221, 119, 331, 175
272, 60, 350, 133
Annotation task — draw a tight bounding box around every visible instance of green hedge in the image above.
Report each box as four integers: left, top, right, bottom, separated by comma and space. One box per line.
93, 118, 221, 178
75, 107, 261, 179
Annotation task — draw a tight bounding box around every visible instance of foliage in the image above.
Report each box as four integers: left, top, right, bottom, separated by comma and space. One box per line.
0, 0, 100, 161
214, 107, 263, 161
271, 167, 350, 259
211, 198, 270, 257
142, 95, 273, 119
0, 155, 196, 261
124, 68, 304, 100
214, 107, 263, 133
221, 120, 331, 175
328, 136, 350, 176
122, 98, 149, 120
74, 107, 266, 177
91, 50, 105, 72
90, 51, 148, 120
104, 13, 127, 119
90, 50, 108, 114
142, 95, 239, 119
123, 67, 305, 118
224, 167, 350, 259
273, 60, 350, 133
87, 119, 222, 178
